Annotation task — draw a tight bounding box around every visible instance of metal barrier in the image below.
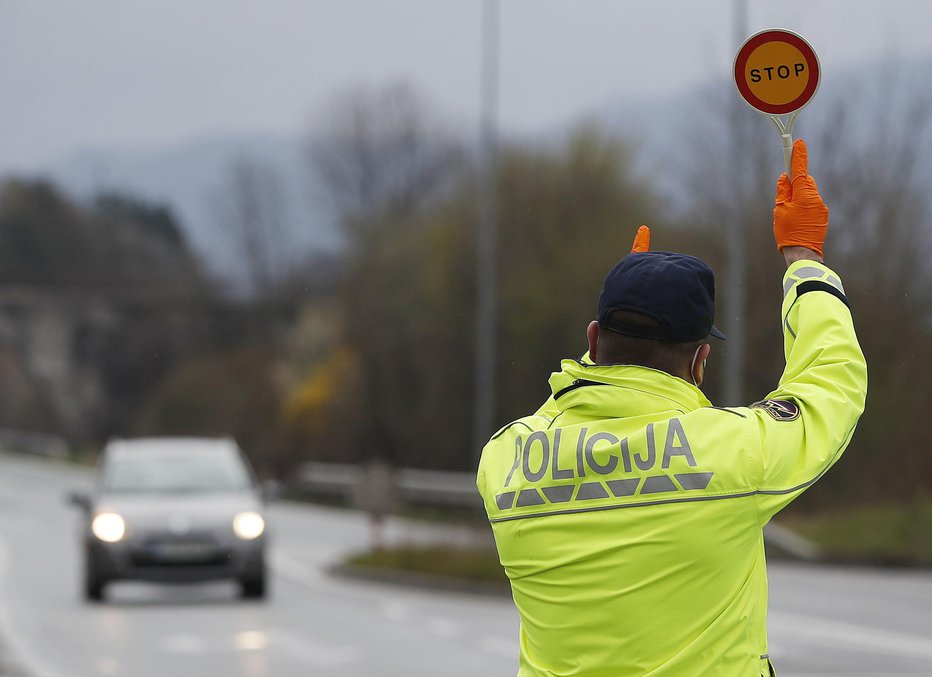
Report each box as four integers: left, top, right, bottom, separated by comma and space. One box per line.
0, 428, 69, 459
293, 462, 482, 509
292, 461, 819, 560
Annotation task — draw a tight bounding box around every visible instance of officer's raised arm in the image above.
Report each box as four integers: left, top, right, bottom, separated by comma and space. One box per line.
750, 139, 868, 522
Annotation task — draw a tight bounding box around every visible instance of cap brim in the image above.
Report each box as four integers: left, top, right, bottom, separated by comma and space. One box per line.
710, 325, 727, 341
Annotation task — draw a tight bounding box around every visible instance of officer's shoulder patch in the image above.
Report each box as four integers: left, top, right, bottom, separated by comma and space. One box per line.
750, 399, 800, 421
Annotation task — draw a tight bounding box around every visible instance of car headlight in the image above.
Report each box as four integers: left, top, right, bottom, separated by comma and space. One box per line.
91, 512, 126, 543
233, 512, 265, 540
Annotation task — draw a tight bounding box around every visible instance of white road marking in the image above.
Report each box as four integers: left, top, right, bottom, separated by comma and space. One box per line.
380, 600, 412, 622
270, 549, 325, 587
234, 630, 268, 651
478, 635, 516, 659
159, 633, 208, 655
0, 538, 68, 677
770, 611, 932, 658
273, 630, 362, 666
273, 547, 433, 633
426, 617, 461, 638
96, 656, 120, 675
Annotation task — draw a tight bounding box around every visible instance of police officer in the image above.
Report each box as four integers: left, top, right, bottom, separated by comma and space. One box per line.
477, 139, 867, 676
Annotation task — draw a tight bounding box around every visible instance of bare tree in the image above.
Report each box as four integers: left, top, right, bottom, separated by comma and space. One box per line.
301, 83, 464, 466
814, 68, 932, 295
307, 82, 462, 245
677, 69, 932, 504
212, 156, 291, 299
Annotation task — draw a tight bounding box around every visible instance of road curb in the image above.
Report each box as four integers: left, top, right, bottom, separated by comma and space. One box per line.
764, 522, 822, 561
0, 538, 63, 677
0, 543, 33, 677
330, 562, 512, 598
0, 642, 33, 677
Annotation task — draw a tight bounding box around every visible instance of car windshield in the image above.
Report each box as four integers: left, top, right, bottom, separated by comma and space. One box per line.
102, 447, 252, 493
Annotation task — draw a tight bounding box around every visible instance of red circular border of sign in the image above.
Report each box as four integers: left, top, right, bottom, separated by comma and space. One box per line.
734, 30, 820, 115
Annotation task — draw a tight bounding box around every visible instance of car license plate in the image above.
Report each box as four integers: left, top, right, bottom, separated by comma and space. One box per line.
150, 542, 216, 562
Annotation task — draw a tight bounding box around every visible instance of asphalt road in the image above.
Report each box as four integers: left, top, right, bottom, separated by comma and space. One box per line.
1, 451, 931, 677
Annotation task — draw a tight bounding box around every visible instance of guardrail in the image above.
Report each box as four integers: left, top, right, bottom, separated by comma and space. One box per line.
292, 461, 820, 561
293, 462, 483, 510
0, 428, 69, 459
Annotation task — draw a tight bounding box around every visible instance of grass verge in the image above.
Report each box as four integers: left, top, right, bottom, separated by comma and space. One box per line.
343, 500, 932, 593
346, 545, 507, 588
786, 498, 932, 567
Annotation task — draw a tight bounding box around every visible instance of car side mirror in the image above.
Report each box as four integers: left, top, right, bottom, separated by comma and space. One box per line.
67, 490, 92, 512
260, 480, 282, 503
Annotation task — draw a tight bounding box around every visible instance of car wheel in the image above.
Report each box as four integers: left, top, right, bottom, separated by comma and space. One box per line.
240, 565, 266, 600
85, 556, 106, 602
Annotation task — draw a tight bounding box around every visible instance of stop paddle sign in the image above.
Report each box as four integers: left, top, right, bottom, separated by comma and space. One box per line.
734, 29, 821, 177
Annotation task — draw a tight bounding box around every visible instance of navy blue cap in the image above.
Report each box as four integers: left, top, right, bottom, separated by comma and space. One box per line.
597, 252, 726, 342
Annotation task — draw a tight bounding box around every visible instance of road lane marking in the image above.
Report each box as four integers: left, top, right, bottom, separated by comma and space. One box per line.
427, 617, 461, 638
270, 549, 325, 587
273, 548, 419, 614
0, 538, 68, 677
380, 600, 412, 622
770, 611, 932, 658
234, 630, 268, 651
273, 631, 362, 666
96, 657, 120, 675
159, 633, 208, 655
478, 635, 516, 659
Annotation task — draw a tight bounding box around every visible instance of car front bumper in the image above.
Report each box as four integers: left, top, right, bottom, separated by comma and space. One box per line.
87, 534, 265, 583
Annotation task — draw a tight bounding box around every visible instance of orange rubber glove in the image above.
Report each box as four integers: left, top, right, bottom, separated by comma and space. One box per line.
773, 139, 829, 258
631, 225, 651, 253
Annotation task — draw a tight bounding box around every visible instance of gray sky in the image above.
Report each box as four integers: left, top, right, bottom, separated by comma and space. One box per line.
1, 0, 931, 173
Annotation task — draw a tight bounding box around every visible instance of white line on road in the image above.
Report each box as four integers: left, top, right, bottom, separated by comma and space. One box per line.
159, 633, 208, 655
426, 617, 461, 639
269, 549, 325, 587
272, 630, 362, 667
380, 600, 413, 623
478, 635, 516, 659
0, 538, 68, 677
272, 548, 419, 619
95, 656, 120, 675
234, 630, 268, 651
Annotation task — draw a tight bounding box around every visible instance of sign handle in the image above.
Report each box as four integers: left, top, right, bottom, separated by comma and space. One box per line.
768, 112, 799, 179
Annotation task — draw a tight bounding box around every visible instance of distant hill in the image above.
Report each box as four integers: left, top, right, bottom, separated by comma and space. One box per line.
28, 56, 932, 285
40, 133, 341, 285
590, 55, 932, 206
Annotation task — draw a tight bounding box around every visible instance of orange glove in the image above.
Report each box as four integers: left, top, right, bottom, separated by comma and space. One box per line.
773, 139, 829, 258
631, 225, 651, 253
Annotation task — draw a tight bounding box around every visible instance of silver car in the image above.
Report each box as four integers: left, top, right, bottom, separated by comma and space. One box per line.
69, 438, 269, 602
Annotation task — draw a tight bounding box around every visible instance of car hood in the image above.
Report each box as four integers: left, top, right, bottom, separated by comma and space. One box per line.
93, 492, 262, 534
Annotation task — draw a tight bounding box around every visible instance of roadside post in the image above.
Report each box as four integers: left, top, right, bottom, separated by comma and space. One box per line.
734, 29, 821, 178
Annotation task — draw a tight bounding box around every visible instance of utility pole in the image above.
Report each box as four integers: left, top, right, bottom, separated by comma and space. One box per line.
474, 0, 500, 458
724, 0, 748, 406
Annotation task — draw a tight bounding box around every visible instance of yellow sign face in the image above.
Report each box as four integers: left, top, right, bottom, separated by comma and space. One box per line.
734, 30, 820, 115
744, 42, 809, 107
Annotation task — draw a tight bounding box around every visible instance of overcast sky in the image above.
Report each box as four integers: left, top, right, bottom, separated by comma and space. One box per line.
2, 0, 931, 173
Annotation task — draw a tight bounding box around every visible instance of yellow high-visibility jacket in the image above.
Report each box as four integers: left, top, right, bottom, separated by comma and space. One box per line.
477, 260, 867, 676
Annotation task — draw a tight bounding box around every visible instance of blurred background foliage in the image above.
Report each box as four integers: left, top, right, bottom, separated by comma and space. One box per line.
0, 78, 929, 514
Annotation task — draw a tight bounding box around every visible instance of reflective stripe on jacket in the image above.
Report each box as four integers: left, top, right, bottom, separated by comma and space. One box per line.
476, 260, 867, 676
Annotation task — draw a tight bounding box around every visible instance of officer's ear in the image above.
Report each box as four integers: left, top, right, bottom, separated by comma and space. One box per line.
586, 320, 599, 364
692, 343, 712, 386
587, 321, 600, 363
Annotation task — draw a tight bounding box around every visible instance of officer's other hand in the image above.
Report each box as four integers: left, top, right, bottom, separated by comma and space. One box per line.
773, 139, 828, 261
631, 225, 651, 253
